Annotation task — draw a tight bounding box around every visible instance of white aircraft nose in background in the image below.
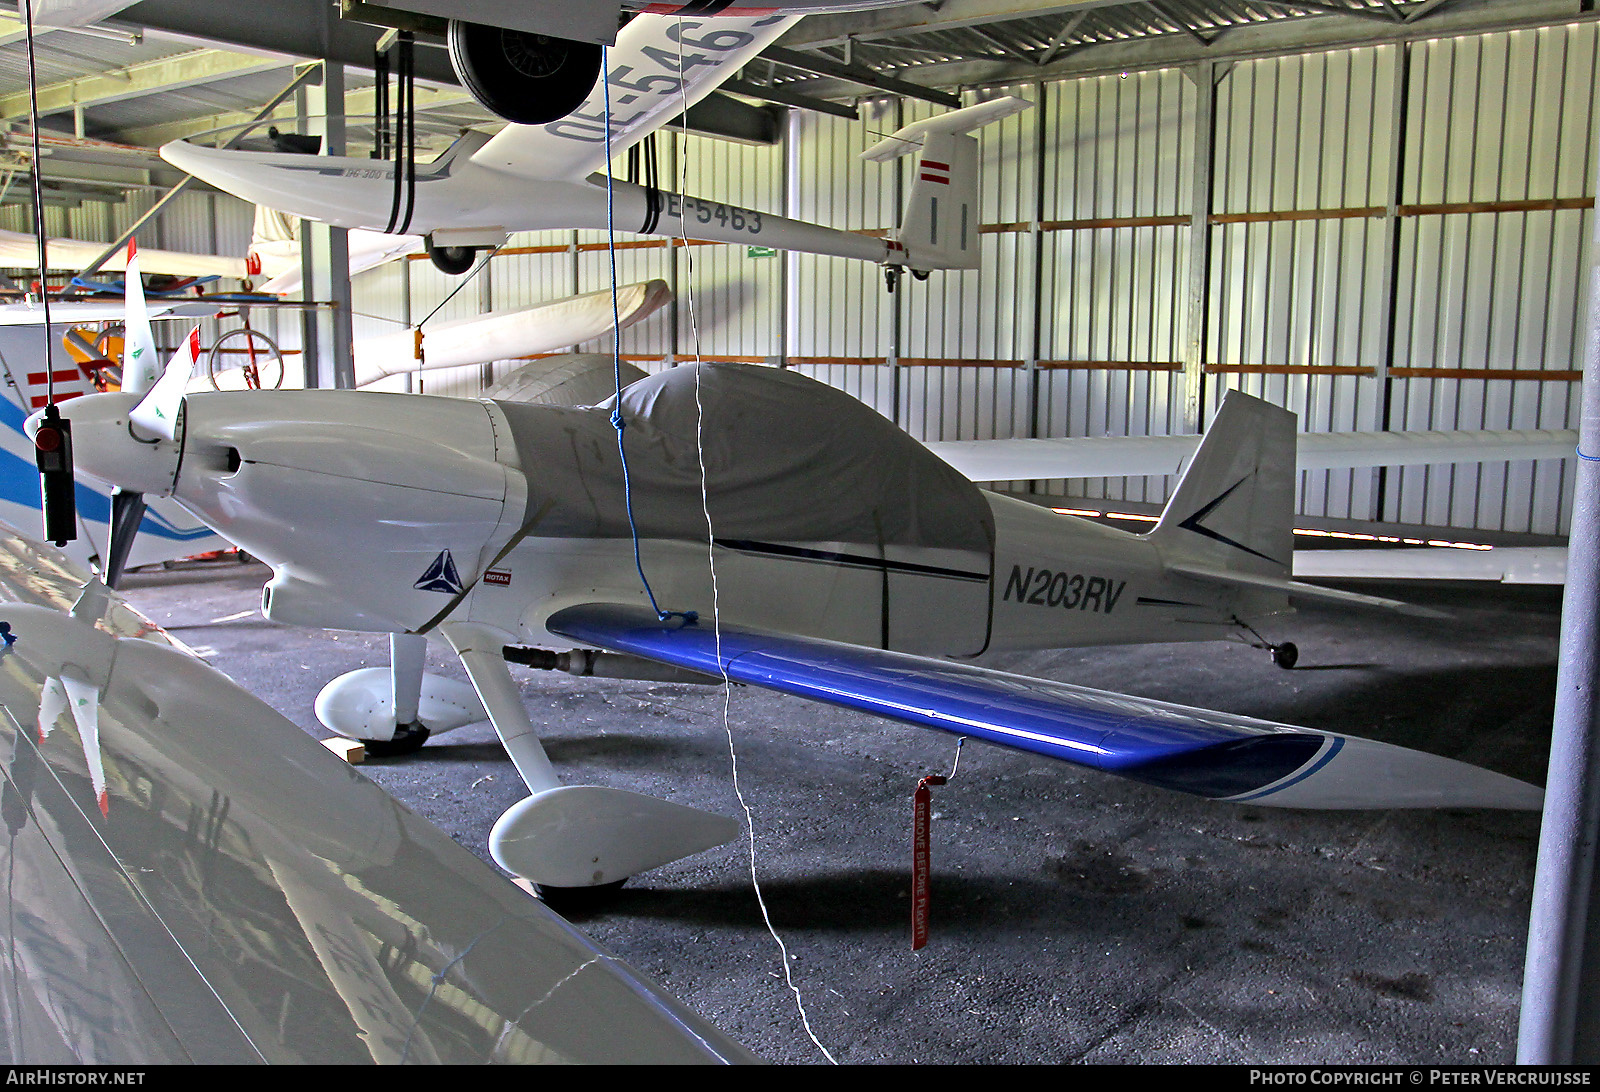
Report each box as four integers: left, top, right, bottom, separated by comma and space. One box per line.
31, 393, 185, 499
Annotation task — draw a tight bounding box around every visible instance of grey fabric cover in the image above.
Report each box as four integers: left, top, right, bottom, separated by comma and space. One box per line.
493, 362, 994, 555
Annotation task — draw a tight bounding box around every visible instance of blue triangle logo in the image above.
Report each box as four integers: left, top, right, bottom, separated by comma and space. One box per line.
414, 550, 464, 595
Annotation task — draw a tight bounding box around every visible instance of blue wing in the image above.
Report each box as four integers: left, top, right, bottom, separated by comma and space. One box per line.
547, 604, 1542, 811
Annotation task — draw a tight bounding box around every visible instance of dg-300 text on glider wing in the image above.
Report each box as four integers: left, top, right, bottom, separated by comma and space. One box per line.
0, 524, 757, 1063
45, 352, 1542, 894
160, 13, 1028, 279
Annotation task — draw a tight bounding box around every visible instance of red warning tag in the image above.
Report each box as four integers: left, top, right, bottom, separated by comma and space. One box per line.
912, 774, 946, 950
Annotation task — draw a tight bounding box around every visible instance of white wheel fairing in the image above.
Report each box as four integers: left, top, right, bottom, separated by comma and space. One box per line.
314, 666, 487, 742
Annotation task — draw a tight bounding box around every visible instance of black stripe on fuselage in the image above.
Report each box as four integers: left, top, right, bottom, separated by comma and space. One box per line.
715, 538, 989, 582
672, 0, 739, 15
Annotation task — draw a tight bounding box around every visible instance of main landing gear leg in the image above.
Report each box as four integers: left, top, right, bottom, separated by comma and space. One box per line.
315, 632, 487, 754
441, 623, 739, 896
1234, 617, 1299, 670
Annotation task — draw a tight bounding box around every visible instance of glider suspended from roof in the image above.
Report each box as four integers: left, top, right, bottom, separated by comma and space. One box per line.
161, 14, 1029, 278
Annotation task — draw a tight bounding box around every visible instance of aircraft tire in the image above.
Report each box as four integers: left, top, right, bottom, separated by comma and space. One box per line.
1271, 642, 1299, 670
360, 721, 432, 758
448, 19, 603, 125
426, 239, 478, 276
533, 878, 628, 910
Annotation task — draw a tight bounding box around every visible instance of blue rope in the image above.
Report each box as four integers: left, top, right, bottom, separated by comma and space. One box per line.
603, 52, 695, 626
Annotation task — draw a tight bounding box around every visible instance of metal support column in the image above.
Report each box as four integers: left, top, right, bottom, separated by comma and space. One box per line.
1026, 80, 1048, 446
1373, 41, 1414, 520
889, 97, 904, 428
1181, 60, 1221, 434
297, 51, 354, 389
1517, 99, 1600, 1063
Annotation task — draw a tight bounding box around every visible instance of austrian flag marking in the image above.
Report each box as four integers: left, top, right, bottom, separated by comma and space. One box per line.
25, 368, 93, 408
920, 159, 951, 185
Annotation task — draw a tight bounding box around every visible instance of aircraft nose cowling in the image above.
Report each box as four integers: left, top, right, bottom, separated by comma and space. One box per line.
34, 392, 184, 497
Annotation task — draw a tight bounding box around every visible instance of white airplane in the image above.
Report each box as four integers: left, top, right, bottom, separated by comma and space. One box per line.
47, 348, 1543, 896
161, 13, 1022, 278
0, 522, 757, 1062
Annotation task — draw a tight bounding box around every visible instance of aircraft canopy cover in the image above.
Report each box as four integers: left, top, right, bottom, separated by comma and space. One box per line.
494, 362, 995, 556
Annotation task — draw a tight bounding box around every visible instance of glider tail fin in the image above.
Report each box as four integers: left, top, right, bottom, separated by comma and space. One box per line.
863, 97, 1032, 273
1148, 391, 1297, 580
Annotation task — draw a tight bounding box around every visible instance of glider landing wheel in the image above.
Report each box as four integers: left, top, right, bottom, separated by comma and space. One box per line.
360, 721, 433, 758
448, 19, 602, 124
1271, 642, 1299, 670
426, 238, 478, 275
532, 878, 628, 912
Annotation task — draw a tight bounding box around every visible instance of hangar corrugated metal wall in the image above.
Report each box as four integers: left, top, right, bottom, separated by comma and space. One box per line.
22, 17, 1596, 540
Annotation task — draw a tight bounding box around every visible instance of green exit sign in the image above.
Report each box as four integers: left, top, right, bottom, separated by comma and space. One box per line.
747, 245, 776, 258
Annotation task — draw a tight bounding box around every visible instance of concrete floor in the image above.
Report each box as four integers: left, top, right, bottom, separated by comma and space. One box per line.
117, 555, 1557, 1065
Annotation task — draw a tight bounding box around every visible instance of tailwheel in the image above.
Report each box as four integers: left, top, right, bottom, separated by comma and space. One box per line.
1235, 617, 1299, 669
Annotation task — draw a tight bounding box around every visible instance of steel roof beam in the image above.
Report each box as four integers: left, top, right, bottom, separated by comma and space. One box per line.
761, 44, 962, 107
773, 0, 1591, 97
779, 0, 1126, 50
111, 0, 458, 83
0, 46, 289, 121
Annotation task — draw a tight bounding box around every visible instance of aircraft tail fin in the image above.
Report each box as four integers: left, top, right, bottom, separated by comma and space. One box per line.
1148, 391, 1297, 580
863, 97, 1031, 272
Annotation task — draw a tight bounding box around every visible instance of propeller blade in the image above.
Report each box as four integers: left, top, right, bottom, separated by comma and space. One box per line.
120, 238, 159, 396
129, 326, 200, 441
36, 674, 65, 742
59, 672, 107, 817
103, 487, 147, 589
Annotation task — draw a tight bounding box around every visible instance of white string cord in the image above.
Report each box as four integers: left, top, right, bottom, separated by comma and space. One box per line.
675, 24, 836, 1065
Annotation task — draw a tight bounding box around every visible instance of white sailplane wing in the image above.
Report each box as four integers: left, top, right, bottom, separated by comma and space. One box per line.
0, 228, 248, 280
0, 299, 216, 326
1294, 545, 1568, 585
927, 427, 1579, 482
469, 12, 797, 183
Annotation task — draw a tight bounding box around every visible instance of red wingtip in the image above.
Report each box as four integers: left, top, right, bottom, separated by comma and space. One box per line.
126, 238, 137, 263
97, 791, 108, 818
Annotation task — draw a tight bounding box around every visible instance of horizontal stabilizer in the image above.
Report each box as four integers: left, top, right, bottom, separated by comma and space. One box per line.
861, 96, 1033, 162
549, 604, 1541, 811
1167, 562, 1450, 618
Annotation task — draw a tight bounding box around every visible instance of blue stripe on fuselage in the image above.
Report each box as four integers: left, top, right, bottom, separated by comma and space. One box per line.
0, 394, 213, 542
